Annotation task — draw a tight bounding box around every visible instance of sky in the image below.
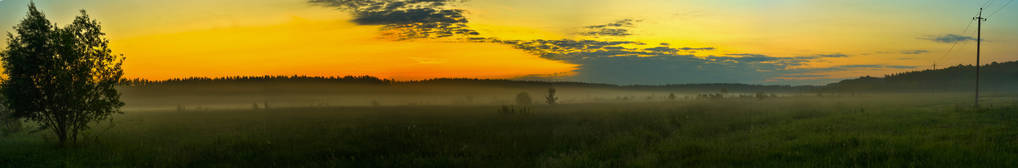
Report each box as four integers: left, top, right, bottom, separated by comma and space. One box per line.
0, 0, 1016, 85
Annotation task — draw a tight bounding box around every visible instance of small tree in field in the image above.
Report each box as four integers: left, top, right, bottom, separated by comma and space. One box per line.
1, 3, 125, 146
545, 88, 558, 105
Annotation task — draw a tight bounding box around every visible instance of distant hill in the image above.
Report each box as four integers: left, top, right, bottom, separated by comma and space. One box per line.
824, 60, 1018, 93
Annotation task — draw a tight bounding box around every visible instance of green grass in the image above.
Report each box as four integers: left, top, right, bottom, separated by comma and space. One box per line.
2, 94, 1018, 167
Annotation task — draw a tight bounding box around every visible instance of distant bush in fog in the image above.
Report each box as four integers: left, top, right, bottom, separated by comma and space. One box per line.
516, 92, 532, 106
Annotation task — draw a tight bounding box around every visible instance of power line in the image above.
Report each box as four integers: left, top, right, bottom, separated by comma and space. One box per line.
932, 11, 980, 64
961, 10, 979, 34
988, 0, 1014, 17
983, 0, 996, 8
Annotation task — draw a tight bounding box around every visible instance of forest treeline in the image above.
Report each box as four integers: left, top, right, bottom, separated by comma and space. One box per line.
119, 76, 813, 93
824, 60, 1018, 93
120, 60, 1018, 93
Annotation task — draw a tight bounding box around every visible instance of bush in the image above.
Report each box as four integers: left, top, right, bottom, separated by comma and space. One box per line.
516, 92, 532, 106
1, 109, 22, 136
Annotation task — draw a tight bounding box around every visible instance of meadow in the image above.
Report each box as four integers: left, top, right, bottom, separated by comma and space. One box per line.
2, 93, 1018, 167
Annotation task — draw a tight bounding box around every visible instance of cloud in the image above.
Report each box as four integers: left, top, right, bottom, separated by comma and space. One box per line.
710, 54, 782, 62
491, 39, 873, 85
474, 37, 873, 85
641, 46, 713, 54
580, 19, 638, 37
922, 34, 976, 43
309, 0, 478, 40
706, 53, 846, 67
900, 50, 928, 55
311, 1, 881, 85
801, 53, 848, 58
585, 19, 636, 29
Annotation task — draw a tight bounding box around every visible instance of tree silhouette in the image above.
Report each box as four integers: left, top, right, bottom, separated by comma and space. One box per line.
545, 88, 558, 105
1, 3, 125, 146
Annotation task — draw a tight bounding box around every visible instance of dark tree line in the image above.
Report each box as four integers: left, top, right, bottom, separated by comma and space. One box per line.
825, 61, 1018, 93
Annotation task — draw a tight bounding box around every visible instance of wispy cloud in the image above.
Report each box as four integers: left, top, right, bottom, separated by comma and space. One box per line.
922, 34, 976, 43
580, 19, 638, 37
900, 50, 928, 55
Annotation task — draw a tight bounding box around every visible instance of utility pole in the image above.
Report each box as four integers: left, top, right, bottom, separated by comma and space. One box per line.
974, 8, 987, 108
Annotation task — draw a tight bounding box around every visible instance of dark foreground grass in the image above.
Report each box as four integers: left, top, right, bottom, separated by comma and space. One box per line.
2, 95, 1018, 167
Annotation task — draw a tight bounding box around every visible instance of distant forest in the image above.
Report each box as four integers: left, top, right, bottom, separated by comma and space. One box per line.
824, 60, 1018, 93
121, 60, 1018, 93
120, 76, 815, 93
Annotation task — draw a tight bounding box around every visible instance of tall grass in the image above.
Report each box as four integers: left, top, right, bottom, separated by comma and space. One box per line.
1, 94, 1017, 167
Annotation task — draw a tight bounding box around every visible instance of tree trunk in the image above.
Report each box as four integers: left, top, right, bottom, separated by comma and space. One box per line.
55, 128, 67, 147
71, 128, 78, 145
55, 120, 68, 147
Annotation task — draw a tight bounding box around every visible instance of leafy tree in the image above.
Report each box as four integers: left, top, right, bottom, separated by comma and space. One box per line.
545, 88, 558, 105
1, 3, 125, 146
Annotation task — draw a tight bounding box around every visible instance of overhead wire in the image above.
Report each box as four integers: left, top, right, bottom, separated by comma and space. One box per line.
931, 10, 981, 64
988, 0, 1014, 17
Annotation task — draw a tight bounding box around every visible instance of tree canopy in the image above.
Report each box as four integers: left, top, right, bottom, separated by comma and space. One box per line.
1, 3, 125, 146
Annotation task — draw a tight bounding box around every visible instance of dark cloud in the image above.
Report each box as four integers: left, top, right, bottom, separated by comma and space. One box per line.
309, 0, 478, 40
580, 19, 638, 37
492, 39, 870, 85
644, 47, 679, 53
707, 53, 845, 67
582, 28, 627, 37
485, 39, 640, 60
489, 38, 877, 84
311, 0, 876, 85
923, 34, 976, 43
802, 53, 848, 58
900, 50, 928, 55
710, 54, 782, 62
585, 19, 636, 29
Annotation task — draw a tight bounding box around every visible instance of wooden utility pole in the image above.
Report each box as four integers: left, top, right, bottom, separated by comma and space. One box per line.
974, 8, 987, 108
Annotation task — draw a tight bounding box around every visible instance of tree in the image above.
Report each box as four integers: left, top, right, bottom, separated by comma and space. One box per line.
545, 88, 558, 105
668, 93, 676, 100
515, 92, 532, 106
1, 3, 125, 146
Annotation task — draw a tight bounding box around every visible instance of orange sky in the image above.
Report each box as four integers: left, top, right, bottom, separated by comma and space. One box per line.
113, 18, 576, 80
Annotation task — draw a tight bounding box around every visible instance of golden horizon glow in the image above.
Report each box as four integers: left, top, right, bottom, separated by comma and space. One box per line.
113, 18, 577, 80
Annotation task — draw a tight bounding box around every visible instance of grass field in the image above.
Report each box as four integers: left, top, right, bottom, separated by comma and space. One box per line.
2, 94, 1018, 167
